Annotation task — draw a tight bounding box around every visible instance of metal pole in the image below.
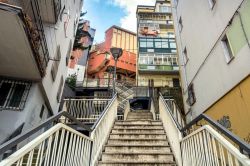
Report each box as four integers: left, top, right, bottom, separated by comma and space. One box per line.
113, 59, 118, 96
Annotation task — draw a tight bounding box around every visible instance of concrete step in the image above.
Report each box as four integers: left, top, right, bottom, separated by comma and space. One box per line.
107, 139, 168, 146
111, 129, 165, 134
126, 117, 153, 120
101, 153, 174, 162
115, 120, 162, 125
128, 112, 152, 115
98, 162, 176, 166
104, 145, 171, 153
113, 125, 163, 129
109, 133, 167, 139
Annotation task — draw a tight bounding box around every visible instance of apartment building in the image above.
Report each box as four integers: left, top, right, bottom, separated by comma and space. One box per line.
172, 0, 250, 141
68, 19, 96, 84
87, 26, 136, 82
0, 0, 83, 145
136, 0, 180, 87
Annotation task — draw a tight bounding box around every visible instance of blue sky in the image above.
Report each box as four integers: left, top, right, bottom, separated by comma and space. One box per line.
82, 0, 155, 43
82, 0, 125, 43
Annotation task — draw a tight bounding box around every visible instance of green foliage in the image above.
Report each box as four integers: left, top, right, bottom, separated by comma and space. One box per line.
66, 74, 77, 90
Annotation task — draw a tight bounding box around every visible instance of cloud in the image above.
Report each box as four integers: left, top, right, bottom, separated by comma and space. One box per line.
109, 0, 155, 32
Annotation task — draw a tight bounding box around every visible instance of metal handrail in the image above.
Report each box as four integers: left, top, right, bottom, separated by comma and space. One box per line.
91, 93, 117, 130
0, 111, 92, 156
159, 92, 250, 156
181, 114, 250, 155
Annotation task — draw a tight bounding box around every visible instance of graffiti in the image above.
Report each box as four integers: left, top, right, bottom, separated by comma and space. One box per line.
217, 116, 232, 131
244, 133, 250, 144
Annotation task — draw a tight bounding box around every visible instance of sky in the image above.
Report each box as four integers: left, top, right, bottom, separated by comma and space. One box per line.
82, 0, 155, 43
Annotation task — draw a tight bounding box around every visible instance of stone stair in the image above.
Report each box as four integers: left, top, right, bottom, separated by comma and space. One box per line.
98, 111, 176, 166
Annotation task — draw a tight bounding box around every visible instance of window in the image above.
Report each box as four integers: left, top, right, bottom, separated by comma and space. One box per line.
162, 41, 169, 48
170, 42, 177, 49
57, 76, 64, 102
183, 47, 189, 65
66, 40, 72, 66
51, 45, 61, 81
208, 0, 216, 9
146, 39, 154, 47
221, 35, 234, 63
40, 105, 45, 118
173, 78, 180, 87
139, 41, 146, 48
159, 6, 171, 13
187, 84, 196, 106
178, 17, 183, 32
0, 79, 31, 110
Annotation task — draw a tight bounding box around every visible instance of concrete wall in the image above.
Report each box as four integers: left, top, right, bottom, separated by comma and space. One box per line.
172, 0, 250, 132
0, 0, 82, 144
42, 0, 82, 114
0, 84, 49, 144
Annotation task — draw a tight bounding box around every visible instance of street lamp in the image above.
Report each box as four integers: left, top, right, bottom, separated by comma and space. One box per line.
106, 66, 114, 88
110, 47, 123, 95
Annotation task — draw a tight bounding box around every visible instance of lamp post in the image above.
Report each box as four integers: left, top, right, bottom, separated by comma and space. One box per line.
110, 47, 123, 96
107, 66, 114, 88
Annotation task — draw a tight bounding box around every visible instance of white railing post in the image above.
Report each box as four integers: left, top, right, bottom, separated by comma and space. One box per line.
90, 96, 118, 165
159, 95, 183, 166
181, 126, 250, 166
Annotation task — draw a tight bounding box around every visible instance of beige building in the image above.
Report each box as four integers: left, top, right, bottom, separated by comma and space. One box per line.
172, 0, 250, 142
136, 0, 180, 87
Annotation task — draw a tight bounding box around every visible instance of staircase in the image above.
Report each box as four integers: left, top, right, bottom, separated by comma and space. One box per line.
98, 111, 176, 165
116, 82, 134, 113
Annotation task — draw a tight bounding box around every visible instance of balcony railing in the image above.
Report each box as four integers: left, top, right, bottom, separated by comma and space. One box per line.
76, 78, 136, 88
0, 0, 50, 77
24, 0, 50, 76
139, 64, 179, 73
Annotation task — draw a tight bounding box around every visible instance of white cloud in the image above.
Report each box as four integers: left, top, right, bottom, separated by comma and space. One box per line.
109, 0, 155, 32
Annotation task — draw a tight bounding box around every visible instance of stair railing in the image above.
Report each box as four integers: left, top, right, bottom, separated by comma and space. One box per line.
89, 94, 118, 165
0, 111, 92, 165
0, 123, 92, 166
159, 93, 250, 166
63, 98, 111, 124
0, 94, 118, 166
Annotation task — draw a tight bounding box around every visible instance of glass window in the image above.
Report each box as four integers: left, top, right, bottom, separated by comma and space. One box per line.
163, 57, 169, 64
8, 84, 26, 107
170, 42, 177, 48
148, 54, 154, 64
162, 41, 168, 48
155, 42, 162, 48
0, 82, 11, 106
140, 41, 146, 48
139, 57, 148, 64
147, 41, 154, 47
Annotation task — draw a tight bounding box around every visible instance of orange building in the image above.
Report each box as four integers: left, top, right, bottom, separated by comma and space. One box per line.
86, 26, 137, 83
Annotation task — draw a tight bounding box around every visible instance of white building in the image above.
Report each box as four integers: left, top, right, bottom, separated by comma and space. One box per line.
172, 0, 250, 141
0, 0, 83, 145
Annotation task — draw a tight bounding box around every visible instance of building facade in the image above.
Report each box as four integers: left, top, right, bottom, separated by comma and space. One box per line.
0, 0, 83, 145
172, 0, 250, 142
84, 25, 137, 87
136, 0, 180, 88
68, 19, 96, 84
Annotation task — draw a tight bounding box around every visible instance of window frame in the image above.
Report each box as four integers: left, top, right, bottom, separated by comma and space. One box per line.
0, 79, 32, 111
221, 35, 234, 64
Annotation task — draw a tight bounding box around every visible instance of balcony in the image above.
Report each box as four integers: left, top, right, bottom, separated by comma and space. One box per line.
0, 1, 49, 80
138, 53, 179, 74
139, 64, 179, 74
36, 0, 62, 23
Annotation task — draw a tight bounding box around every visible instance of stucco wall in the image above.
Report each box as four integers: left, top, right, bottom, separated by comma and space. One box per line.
206, 76, 250, 143
172, 0, 250, 122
